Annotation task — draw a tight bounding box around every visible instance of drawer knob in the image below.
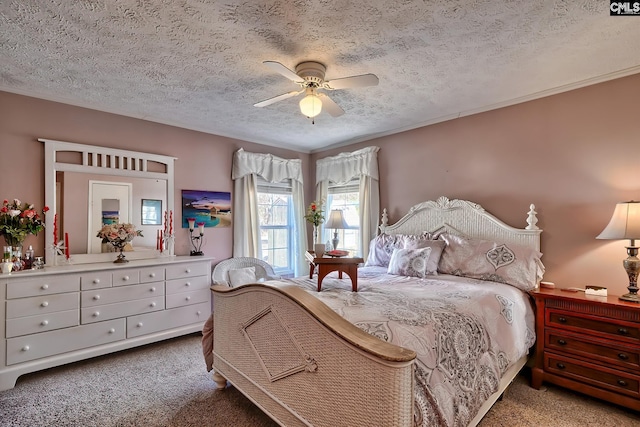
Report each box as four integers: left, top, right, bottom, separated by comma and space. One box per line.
185, 282, 191, 287
185, 296, 191, 301
618, 353, 629, 360
93, 311, 100, 317
150, 302, 156, 307
557, 339, 567, 346
558, 317, 567, 323
123, 275, 129, 281
93, 295, 101, 300
22, 345, 30, 352
93, 279, 100, 284
618, 328, 629, 335
196, 310, 201, 316
617, 379, 628, 387
137, 322, 143, 328
41, 284, 49, 290
108, 328, 115, 334
150, 287, 156, 292
149, 273, 156, 278
186, 268, 191, 274
41, 301, 49, 307
41, 320, 49, 326
556, 363, 566, 369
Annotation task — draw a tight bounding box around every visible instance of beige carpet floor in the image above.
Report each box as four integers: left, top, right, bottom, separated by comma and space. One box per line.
1, 333, 638, 427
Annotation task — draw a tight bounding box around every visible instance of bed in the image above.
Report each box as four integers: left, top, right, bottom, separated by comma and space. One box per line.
208, 196, 543, 427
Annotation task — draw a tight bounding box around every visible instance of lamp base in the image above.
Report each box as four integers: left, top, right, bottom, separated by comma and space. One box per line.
619, 292, 640, 303
332, 230, 339, 251
620, 247, 640, 303
190, 251, 204, 256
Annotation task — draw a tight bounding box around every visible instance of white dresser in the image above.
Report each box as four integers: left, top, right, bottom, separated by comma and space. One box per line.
0, 256, 212, 390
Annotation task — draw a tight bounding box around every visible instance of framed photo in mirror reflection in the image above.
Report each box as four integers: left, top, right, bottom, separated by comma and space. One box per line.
141, 199, 162, 225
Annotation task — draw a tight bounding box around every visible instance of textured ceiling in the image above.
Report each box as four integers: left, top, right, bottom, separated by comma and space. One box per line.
1, 1, 639, 152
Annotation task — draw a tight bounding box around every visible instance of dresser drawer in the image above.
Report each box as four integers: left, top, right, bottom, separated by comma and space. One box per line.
81, 296, 165, 323
546, 330, 640, 371
127, 301, 209, 338
545, 353, 640, 398
547, 308, 640, 342
166, 275, 209, 295
7, 274, 80, 299
6, 319, 125, 365
112, 269, 140, 287
6, 309, 79, 338
6, 293, 79, 319
166, 261, 208, 280
166, 288, 210, 309
82, 282, 164, 307
80, 271, 113, 290
139, 266, 165, 283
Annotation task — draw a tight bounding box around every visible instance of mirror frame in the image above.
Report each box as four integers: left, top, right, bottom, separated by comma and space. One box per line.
41, 138, 176, 265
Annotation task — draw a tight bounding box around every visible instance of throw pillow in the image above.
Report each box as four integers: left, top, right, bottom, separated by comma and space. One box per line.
438, 233, 544, 291
387, 247, 433, 278
228, 266, 257, 287
365, 234, 403, 267
402, 236, 446, 275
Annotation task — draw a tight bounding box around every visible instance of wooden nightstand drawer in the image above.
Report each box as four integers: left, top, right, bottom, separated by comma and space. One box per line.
547, 309, 640, 342
545, 353, 640, 398
546, 330, 640, 371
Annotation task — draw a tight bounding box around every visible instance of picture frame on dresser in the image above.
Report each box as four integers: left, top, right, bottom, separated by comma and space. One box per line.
531, 288, 640, 411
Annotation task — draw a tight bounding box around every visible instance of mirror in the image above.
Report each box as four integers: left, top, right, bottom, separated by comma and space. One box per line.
42, 138, 176, 265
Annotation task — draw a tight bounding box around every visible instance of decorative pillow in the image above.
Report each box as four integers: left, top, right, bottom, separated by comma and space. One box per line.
365, 234, 403, 267
228, 266, 257, 287
438, 233, 544, 291
402, 236, 446, 275
365, 233, 435, 267
387, 247, 433, 278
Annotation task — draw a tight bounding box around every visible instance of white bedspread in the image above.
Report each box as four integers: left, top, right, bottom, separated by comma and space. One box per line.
267, 266, 536, 427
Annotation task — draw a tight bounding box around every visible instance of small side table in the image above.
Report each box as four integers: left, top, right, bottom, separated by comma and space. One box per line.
307, 252, 364, 292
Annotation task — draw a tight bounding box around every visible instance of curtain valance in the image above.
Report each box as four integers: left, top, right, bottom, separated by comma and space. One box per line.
232, 148, 303, 184
316, 146, 379, 184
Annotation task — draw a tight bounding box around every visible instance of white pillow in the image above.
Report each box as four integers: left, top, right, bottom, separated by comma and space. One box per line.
387, 247, 432, 278
228, 266, 257, 287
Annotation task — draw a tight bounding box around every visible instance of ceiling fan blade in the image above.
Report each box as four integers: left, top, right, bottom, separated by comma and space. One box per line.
254, 90, 303, 108
317, 93, 344, 117
263, 61, 303, 82
325, 73, 379, 90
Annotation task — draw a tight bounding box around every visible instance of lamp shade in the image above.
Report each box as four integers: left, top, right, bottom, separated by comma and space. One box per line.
596, 201, 640, 240
299, 88, 322, 118
325, 209, 349, 229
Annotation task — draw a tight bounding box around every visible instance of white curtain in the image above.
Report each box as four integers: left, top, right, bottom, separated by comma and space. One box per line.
315, 146, 380, 258
232, 148, 307, 276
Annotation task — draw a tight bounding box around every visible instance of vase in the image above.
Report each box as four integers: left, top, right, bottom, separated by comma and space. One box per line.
312, 225, 319, 245
112, 241, 129, 263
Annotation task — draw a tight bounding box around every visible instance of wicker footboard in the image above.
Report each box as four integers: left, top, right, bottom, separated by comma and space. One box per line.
211, 284, 417, 427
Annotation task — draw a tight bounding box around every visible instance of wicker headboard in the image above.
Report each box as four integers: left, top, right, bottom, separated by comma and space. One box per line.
379, 196, 541, 252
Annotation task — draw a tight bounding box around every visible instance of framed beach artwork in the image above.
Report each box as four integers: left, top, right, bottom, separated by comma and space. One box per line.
181, 190, 232, 228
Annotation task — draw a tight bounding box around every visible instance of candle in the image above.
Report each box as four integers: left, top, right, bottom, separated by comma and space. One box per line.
198, 222, 205, 235
160, 230, 164, 253
53, 213, 58, 245
164, 211, 168, 233
169, 210, 173, 235
156, 229, 160, 250
64, 232, 69, 259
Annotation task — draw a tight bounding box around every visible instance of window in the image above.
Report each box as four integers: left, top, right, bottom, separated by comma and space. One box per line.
325, 178, 360, 255
257, 178, 294, 275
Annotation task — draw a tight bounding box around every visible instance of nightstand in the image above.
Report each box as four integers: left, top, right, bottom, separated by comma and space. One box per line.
531, 288, 640, 410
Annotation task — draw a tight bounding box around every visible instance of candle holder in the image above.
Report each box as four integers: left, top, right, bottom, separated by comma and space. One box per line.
187, 218, 204, 256
163, 233, 175, 256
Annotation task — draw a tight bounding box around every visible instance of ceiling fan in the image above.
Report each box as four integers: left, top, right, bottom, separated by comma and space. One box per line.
254, 60, 379, 121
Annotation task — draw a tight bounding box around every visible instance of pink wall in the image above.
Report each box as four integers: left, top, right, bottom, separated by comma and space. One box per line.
2, 72, 640, 296
313, 73, 640, 296
0, 91, 310, 264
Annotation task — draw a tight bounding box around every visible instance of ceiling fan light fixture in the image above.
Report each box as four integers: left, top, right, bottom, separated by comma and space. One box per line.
299, 88, 322, 118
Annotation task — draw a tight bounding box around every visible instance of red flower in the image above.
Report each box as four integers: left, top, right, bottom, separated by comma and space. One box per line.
43, 206, 50, 212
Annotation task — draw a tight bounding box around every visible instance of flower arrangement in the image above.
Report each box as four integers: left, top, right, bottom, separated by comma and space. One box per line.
304, 200, 325, 226
0, 199, 49, 247
96, 223, 143, 248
